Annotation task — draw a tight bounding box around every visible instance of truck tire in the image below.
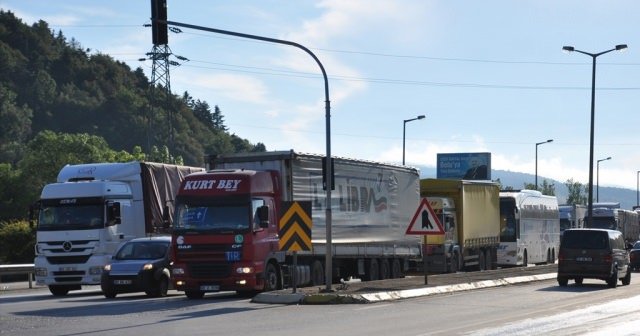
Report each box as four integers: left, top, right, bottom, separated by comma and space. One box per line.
365, 259, 380, 281
391, 259, 403, 279
49, 285, 70, 296
485, 249, 493, 270
449, 253, 459, 273
185, 290, 205, 299
380, 259, 391, 280
311, 260, 325, 286
478, 250, 486, 271
263, 262, 280, 291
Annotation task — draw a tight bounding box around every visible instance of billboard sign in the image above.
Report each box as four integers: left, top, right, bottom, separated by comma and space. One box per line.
437, 152, 491, 180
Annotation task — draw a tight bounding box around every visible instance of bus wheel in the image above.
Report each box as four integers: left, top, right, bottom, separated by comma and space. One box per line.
522, 250, 528, 267
485, 249, 493, 270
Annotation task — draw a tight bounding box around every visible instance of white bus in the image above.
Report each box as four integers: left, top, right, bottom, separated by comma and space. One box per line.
497, 190, 560, 266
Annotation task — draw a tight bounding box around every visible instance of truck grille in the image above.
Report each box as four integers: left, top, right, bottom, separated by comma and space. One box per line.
46, 255, 91, 264
189, 263, 231, 279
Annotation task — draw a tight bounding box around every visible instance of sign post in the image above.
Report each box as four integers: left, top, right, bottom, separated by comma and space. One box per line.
406, 198, 445, 285
279, 201, 312, 293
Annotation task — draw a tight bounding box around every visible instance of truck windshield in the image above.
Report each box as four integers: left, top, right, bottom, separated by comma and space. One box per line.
38, 203, 104, 231
589, 218, 616, 230
174, 204, 251, 232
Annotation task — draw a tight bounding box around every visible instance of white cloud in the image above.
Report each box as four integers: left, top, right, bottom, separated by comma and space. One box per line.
188, 73, 269, 105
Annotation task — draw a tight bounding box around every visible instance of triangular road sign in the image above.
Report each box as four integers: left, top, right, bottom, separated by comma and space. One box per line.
406, 198, 445, 235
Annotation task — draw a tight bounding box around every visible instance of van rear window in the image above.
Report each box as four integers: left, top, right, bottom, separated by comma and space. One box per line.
562, 231, 608, 249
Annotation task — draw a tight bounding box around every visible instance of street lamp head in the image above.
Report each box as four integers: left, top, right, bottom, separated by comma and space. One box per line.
616, 44, 628, 51
546, 139, 553, 143
417, 115, 425, 120
562, 46, 574, 52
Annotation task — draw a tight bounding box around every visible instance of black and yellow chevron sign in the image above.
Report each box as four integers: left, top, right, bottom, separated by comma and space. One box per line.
279, 201, 312, 251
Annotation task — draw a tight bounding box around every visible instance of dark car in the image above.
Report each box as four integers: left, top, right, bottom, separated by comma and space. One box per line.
629, 241, 640, 271
557, 228, 631, 288
101, 236, 172, 298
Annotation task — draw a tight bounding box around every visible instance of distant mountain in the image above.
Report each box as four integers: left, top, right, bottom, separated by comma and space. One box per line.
416, 166, 638, 210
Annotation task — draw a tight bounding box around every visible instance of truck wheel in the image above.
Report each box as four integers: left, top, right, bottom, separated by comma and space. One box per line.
49, 285, 70, 296
263, 262, 279, 291
311, 260, 325, 286
478, 250, 486, 271
391, 259, 403, 279
380, 259, 390, 280
485, 249, 493, 270
522, 250, 528, 267
450, 253, 459, 273
185, 290, 205, 299
365, 259, 380, 281
574, 277, 583, 285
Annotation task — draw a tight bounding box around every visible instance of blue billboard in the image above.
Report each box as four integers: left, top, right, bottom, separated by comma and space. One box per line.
437, 152, 491, 180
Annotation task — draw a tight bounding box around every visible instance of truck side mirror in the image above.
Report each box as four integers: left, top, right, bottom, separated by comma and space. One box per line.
28, 202, 40, 228
107, 202, 121, 225
257, 205, 269, 228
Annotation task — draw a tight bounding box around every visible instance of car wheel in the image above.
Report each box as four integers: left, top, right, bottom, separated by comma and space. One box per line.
557, 277, 568, 287
574, 277, 583, 285
607, 270, 618, 288
622, 269, 631, 286
104, 291, 117, 299
148, 276, 169, 297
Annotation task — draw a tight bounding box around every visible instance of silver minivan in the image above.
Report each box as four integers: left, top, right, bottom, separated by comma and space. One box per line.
557, 228, 631, 288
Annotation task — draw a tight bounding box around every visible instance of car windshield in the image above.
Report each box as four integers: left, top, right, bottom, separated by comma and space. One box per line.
633, 241, 640, 249
174, 204, 251, 231
115, 241, 168, 260
562, 231, 608, 249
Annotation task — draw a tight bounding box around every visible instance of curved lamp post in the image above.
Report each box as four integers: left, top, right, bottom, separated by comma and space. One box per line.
403, 115, 425, 165
596, 157, 611, 202
562, 44, 627, 226
535, 139, 553, 190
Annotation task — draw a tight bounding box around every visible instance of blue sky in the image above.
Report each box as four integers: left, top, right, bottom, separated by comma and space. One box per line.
2, 1, 640, 190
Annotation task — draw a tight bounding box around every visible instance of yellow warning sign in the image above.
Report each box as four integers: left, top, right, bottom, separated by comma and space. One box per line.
279, 201, 312, 251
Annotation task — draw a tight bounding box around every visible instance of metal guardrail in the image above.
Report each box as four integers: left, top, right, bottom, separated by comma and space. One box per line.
0, 264, 35, 288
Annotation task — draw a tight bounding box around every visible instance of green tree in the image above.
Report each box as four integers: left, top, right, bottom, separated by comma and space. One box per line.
0, 220, 34, 263
565, 179, 587, 205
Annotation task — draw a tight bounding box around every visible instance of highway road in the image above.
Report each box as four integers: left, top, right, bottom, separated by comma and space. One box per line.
2, 274, 640, 336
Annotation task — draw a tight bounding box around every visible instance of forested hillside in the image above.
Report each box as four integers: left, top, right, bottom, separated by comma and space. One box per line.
0, 10, 264, 221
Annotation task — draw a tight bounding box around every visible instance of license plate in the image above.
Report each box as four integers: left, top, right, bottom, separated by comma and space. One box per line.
576, 257, 592, 262
59, 267, 76, 272
200, 285, 219, 291
114, 279, 132, 285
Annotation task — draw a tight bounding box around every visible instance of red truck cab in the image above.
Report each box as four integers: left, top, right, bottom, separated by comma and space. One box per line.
171, 170, 282, 298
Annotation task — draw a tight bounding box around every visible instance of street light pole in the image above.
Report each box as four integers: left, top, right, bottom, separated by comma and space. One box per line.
563, 44, 627, 227
402, 115, 425, 165
637, 170, 640, 208
535, 139, 553, 190
596, 157, 611, 202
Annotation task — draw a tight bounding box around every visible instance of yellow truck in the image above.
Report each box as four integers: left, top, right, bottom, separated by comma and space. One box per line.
420, 179, 501, 273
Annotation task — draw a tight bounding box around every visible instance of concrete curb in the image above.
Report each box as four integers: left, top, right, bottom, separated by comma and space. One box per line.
251, 273, 557, 305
